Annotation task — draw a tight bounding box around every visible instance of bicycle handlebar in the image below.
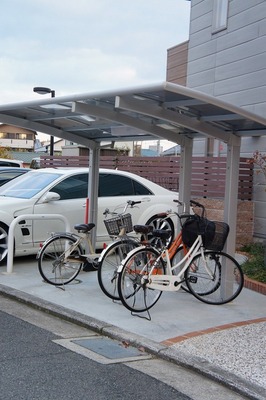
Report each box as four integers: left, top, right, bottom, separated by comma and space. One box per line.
190, 199, 203, 208
103, 199, 142, 217
127, 200, 141, 207
171, 198, 206, 218
173, 199, 183, 206
190, 199, 205, 217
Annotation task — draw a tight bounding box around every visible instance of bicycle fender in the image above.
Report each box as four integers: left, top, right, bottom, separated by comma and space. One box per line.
36, 232, 76, 259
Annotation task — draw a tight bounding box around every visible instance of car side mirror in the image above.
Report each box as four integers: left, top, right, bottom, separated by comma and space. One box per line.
41, 191, 61, 203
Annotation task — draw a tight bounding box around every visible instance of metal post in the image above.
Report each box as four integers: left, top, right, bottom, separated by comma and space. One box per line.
179, 137, 193, 212
224, 135, 241, 255
5, 214, 70, 274
87, 146, 100, 250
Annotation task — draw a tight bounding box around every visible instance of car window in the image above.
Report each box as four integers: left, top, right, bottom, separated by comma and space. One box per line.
0, 172, 61, 198
132, 179, 153, 195
0, 171, 24, 186
51, 173, 88, 200
0, 159, 23, 167
98, 173, 152, 197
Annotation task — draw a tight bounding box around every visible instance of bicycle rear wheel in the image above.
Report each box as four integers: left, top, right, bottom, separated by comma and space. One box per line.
38, 234, 83, 285
97, 238, 139, 300
185, 251, 244, 305
118, 247, 165, 313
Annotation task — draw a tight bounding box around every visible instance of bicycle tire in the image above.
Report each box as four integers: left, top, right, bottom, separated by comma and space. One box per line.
38, 234, 83, 285
97, 238, 139, 300
185, 251, 244, 305
118, 247, 165, 313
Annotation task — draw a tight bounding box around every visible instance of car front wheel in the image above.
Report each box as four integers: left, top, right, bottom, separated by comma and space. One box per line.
0, 223, 9, 265
145, 214, 174, 248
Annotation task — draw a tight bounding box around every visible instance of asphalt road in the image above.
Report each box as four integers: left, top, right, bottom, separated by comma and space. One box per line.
0, 295, 248, 400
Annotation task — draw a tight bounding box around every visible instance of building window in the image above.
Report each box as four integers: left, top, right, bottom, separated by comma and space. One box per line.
212, 0, 229, 33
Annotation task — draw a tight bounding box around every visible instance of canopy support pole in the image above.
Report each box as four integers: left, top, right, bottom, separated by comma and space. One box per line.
179, 137, 193, 213
87, 145, 100, 250
224, 135, 241, 255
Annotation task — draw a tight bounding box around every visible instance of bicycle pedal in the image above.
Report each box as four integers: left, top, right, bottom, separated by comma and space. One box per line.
188, 276, 198, 284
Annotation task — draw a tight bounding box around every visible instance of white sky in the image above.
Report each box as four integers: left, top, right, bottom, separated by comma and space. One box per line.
0, 0, 191, 147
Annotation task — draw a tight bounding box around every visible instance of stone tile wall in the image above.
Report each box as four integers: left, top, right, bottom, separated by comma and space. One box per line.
193, 198, 254, 249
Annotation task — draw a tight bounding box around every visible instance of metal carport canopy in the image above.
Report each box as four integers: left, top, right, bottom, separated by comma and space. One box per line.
0, 81, 266, 252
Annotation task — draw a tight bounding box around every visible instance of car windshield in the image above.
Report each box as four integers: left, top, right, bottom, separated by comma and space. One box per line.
0, 171, 62, 199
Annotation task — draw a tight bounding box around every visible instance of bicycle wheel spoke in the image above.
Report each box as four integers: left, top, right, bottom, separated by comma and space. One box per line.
38, 235, 83, 285
98, 240, 138, 300
118, 247, 165, 313
185, 251, 244, 305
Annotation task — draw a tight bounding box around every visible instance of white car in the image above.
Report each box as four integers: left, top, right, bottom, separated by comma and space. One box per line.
0, 168, 178, 264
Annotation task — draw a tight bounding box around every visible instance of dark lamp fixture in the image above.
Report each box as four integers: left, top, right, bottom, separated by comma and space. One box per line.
33, 86, 56, 155
33, 87, 55, 97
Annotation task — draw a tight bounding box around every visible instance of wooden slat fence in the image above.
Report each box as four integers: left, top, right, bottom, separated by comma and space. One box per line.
40, 155, 253, 201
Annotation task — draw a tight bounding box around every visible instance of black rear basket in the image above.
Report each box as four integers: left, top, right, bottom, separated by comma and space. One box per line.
182, 216, 229, 252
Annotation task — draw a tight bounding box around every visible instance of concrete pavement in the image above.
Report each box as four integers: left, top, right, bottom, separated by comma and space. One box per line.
0, 256, 265, 400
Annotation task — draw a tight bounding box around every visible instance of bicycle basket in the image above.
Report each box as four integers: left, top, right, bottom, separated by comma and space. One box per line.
104, 213, 133, 236
206, 221, 230, 251
182, 216, 229, 251
182, 216, 215, 249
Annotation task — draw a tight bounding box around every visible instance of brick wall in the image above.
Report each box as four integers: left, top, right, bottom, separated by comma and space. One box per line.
194, 198, 254, 249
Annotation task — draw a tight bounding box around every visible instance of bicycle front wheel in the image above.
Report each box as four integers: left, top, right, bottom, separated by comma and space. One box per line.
118, 247, 165, 313
97, 239, 139, 300
185, 251, 244, 305
38, 234, 83, 285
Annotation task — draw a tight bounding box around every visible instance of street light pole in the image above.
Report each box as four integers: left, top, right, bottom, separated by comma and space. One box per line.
33, 86, 55, 156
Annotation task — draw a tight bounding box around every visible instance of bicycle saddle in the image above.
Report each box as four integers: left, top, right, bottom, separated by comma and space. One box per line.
133, 225, 153, 234
74, 223, 95, 233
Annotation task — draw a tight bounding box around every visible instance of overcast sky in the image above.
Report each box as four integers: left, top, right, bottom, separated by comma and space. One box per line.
0, 0, 191, 145
1, 0, 190, 103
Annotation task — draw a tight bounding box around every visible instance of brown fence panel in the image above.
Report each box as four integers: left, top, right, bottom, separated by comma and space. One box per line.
190, 157, 226, 198
41, 155, 91, 167
40, 155, 253, 200
238, 159, 254, 200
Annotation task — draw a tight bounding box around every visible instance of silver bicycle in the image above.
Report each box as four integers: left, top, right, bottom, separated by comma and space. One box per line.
97, 200, 154, 300
37, 223, 98, 285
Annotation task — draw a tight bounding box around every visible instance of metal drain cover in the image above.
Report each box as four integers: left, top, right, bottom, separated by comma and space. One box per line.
72, 337, 144, 359
53, 336, 152, 364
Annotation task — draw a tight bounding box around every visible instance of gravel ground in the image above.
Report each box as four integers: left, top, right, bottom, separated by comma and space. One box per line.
172, 321, 266, 389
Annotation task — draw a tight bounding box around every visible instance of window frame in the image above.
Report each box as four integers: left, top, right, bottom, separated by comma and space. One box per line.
212, 0, 229, 34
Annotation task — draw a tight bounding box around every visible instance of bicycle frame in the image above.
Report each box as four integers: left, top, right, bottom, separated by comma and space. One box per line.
38, 231, 96, 263
117, 200, 244, 310
117, 234, 213, 292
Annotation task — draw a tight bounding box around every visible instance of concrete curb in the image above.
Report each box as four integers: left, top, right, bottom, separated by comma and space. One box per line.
0, 283, 264, 400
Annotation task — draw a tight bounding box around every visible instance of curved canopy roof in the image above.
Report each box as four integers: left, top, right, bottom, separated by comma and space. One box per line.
1, 81, 266, 255
0, 82, 265, 148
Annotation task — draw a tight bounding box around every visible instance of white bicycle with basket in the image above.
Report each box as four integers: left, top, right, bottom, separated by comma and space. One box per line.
116, 211, 244, 316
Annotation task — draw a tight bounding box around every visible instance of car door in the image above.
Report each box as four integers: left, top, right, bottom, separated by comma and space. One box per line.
32, 173, 89, 245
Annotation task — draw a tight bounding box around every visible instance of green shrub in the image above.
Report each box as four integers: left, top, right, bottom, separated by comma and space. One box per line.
240, 243, 266, 283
